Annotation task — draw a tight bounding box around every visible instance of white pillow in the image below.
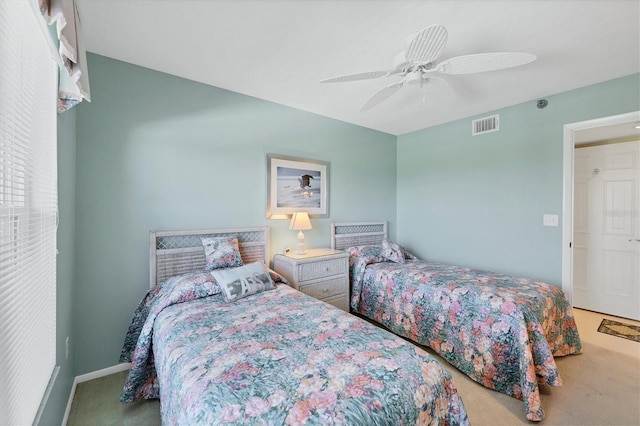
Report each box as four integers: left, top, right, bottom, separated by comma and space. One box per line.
211, 262, 276, 302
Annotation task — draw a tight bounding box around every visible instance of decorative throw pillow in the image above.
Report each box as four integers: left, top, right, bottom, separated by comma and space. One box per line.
211, 262, 276, 302
201, 236, 243, 271
382, 239, 405, 264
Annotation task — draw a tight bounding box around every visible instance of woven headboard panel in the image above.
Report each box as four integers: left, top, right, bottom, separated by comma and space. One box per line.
149, 226, 269, 288
330, 221, 388, 251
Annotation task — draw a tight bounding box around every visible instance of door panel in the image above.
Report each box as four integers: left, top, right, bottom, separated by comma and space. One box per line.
573, 141, 639, 320
603, 248, 634, 297
604, 180, 633, 235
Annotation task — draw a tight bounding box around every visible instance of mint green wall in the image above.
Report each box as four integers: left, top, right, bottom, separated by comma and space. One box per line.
74, 53, 397, 375
70, 53, 638, 391
397, 73, 640, 285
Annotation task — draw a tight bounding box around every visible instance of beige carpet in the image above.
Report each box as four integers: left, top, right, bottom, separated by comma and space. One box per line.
70, 342, 638, 426
68, 309, 640, 425
354, 308, 640, 424
430, 342, 640, 425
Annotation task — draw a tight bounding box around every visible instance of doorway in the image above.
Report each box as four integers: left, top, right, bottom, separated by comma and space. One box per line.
562, 111, 640, 319
572, 140, 639, 319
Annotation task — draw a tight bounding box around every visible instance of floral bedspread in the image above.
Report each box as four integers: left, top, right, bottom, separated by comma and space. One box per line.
120, 270, 469, 425
349, 250, 582, 422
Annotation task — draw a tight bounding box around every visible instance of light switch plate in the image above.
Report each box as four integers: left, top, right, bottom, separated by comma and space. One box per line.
543, 214, 559, 227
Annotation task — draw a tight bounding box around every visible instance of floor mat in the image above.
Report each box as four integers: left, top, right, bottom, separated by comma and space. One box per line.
597, 318, 640, 343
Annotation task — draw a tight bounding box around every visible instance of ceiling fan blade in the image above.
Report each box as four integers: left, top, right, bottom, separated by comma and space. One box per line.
361, 81, 404, 111
320, 70, 390, 83
435, 52, 536, 75
405, 24, 448, 64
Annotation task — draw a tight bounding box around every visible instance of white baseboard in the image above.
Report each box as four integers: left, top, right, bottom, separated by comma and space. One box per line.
75, 362, 131, 383
62, 363, 131, 426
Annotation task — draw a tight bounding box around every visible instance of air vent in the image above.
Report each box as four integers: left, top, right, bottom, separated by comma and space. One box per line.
472, 114, 500, 135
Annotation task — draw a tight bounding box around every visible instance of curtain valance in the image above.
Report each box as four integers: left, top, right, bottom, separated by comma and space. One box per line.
38, 0, 90, 113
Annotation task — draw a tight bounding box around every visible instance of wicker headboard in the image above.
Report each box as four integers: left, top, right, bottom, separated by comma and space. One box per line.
330, 221, 388, 251
149, 226, 269, 288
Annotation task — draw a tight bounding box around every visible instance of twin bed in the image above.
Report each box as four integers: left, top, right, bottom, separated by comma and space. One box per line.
119, 226, 468, 425
331, 221, 582, 422
120, 222, 581, 424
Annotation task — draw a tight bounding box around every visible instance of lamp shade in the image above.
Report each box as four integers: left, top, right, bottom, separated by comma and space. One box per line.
289, 212, 312, 230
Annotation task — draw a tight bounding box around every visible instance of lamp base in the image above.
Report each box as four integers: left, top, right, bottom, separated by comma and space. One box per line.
295, 230, 306, 255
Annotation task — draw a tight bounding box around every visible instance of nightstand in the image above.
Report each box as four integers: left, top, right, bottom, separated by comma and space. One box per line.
273, 248, 350, 312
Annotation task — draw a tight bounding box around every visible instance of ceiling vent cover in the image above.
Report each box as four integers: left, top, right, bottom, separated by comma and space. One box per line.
472, 114, 500, 135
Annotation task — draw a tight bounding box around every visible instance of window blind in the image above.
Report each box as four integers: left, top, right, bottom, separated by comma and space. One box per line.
0, 1, 58, 425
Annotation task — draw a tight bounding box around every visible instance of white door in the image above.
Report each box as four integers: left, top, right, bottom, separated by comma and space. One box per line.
573, 140, 640, 320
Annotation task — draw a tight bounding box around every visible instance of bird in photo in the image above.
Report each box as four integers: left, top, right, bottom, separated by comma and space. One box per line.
298, 174, 314, 189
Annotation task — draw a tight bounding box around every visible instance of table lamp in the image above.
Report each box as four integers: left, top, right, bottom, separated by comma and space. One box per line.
289, 211, 312, 255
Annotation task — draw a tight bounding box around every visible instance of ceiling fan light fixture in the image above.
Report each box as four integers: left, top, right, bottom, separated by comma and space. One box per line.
405, 72, 424, 85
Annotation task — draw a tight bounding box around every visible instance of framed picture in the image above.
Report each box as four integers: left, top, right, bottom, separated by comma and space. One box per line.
267, 154, 329, 218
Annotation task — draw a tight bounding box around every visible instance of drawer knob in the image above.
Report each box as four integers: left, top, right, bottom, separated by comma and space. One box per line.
324, 267, 329, 271
322, 288, 329, 293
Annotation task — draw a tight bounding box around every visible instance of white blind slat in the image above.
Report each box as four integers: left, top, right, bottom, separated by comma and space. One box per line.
0, 1, 58, 425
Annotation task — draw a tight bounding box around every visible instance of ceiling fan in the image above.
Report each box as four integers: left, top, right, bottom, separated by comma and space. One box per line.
320, 24, 536, 111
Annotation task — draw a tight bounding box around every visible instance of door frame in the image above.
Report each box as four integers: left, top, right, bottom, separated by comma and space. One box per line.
561, 110, 640, 304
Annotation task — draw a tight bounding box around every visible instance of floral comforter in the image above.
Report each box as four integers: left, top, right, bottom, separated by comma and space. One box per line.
349, 248, 582, 422
120, 270, 469, 425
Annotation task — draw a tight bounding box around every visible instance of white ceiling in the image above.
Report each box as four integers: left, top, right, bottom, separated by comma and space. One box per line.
75, 0, 640, 136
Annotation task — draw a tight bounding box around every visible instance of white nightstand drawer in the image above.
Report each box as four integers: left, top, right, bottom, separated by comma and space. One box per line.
301, 278, 347, 300
322, 294, 350, 312
299, 258, 346, 282
273, 249, 350, 312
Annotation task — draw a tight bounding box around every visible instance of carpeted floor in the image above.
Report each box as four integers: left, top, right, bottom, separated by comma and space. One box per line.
430, 341, 639, 425
66, 308, 640, 425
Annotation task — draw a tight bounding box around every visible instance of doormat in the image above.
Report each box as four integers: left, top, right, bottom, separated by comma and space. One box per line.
597, 318, 640, 343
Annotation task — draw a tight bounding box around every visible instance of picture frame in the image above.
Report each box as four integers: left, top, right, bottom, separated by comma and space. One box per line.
266, 154, 328, 218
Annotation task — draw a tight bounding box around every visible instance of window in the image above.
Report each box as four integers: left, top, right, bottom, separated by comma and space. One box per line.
0, 1, 58, 424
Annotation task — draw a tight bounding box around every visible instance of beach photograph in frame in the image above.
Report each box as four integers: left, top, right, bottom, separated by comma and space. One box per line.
267, 154, 328, 218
